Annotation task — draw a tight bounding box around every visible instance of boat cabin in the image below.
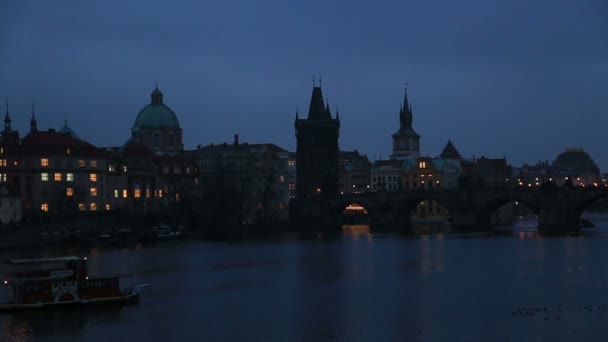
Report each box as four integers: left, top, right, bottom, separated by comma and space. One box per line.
2, 256, 120, 305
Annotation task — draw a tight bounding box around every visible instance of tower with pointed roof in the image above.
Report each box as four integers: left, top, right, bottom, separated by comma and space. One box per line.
439, 140, 461, 159
294, 81, 340, 198
30, 104, 38, 133
390, 87, 420, 160
1, 99, 19, 143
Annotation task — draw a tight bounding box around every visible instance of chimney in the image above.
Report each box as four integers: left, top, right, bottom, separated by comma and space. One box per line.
234, 134, 239, 146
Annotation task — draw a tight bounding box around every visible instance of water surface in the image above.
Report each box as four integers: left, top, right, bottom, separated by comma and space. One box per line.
2, 214, 608, 341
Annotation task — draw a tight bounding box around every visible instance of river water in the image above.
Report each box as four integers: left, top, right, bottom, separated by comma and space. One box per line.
3, 214, 608, 341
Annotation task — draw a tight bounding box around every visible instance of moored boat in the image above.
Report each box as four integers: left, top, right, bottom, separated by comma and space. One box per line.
1, 256, 148, 311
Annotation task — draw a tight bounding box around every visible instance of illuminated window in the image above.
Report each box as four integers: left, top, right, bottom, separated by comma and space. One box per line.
90, 160, 97, 168
67, 173, 74, 182
78, 160, 85, 167
0, 147, 3, 154
419, 161, 426, 169
41, 173, 49, 181
90, 188, 97, 196
158, 190, 163, 198
122, 165, 128, 172
114, 190, 119, 198
54, 173, 62, 182
66, 188, 74, 197
66, 147, 71, 155
122, 189, 128, 198
41, 203, 49, 212
0, 159, 7, 167
186, 167, 191, 174
105, 204, 110, 211
134, 189, 141, 198
0, 173, 6, 182
90, 203, 97, 211
78, 203, 85, 211
108, 164, 115, 172
90, 173, 97, 182
146, 189, 151, 198
175, 193, 180, 201
41, 158, 49, 167
288, 160, 295, 166
279, 175, 285, 183
288, 184, 295, 190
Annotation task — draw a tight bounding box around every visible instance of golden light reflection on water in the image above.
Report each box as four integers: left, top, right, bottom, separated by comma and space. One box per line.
2, 318, 33, 342
341, 225, 372, 240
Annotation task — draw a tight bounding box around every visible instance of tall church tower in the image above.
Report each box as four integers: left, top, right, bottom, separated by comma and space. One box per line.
390, 87, 420, 160
1, 99, 19, 143
295, 81, 340, 198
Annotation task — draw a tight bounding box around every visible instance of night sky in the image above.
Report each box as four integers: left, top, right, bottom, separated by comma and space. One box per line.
1, 1, 607, 169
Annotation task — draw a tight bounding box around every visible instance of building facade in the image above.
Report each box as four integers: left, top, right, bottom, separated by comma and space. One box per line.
339, 150, 372, 194
190, 136, 291, 225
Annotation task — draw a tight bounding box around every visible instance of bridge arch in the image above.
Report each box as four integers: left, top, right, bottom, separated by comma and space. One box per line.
477, 195, 540, 229
393, 193, 455, 230
571, 191, 608, 226
328, 199, 374, 225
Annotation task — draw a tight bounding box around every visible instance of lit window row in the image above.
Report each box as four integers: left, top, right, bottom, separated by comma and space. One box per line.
40, 173, 94, 182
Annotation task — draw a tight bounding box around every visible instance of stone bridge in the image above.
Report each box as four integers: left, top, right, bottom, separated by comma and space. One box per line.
290, 186, 608, 232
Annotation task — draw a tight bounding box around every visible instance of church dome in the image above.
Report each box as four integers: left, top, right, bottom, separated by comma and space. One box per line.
554, 148, 599, 174
132, 86, 181, 130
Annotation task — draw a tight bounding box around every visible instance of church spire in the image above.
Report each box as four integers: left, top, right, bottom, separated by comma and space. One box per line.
325, 96, 331, 117
30, 103, 37, 133
399, 86, 413, 128
4, 98, 11, 130
307, 82, 328, 120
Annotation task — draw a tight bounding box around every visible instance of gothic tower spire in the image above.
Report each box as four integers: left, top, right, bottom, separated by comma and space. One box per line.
30, 103, 38, 133
391, 85, 420, 160
4, 98, 11, 130
295, 80, 341, 198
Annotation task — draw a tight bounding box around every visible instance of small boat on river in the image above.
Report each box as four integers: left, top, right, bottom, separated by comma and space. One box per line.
1, 256, 148, 311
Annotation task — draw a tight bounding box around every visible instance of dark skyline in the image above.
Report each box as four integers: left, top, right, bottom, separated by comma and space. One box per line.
1, 0, 607, 169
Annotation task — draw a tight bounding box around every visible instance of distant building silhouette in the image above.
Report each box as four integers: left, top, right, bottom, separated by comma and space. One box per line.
390, 87, 419, 160
294, 83, 340, 198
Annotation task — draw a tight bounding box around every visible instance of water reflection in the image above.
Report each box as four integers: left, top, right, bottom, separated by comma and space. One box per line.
341, 224, 372, 240
1, 306, 124, 342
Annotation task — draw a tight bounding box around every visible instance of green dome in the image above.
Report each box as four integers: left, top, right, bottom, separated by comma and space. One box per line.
132, 87, 181, 129
133, 104, 180, 129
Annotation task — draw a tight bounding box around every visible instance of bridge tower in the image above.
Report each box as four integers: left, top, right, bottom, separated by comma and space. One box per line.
390, 87, 420, 160
294, 81, 340, 199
